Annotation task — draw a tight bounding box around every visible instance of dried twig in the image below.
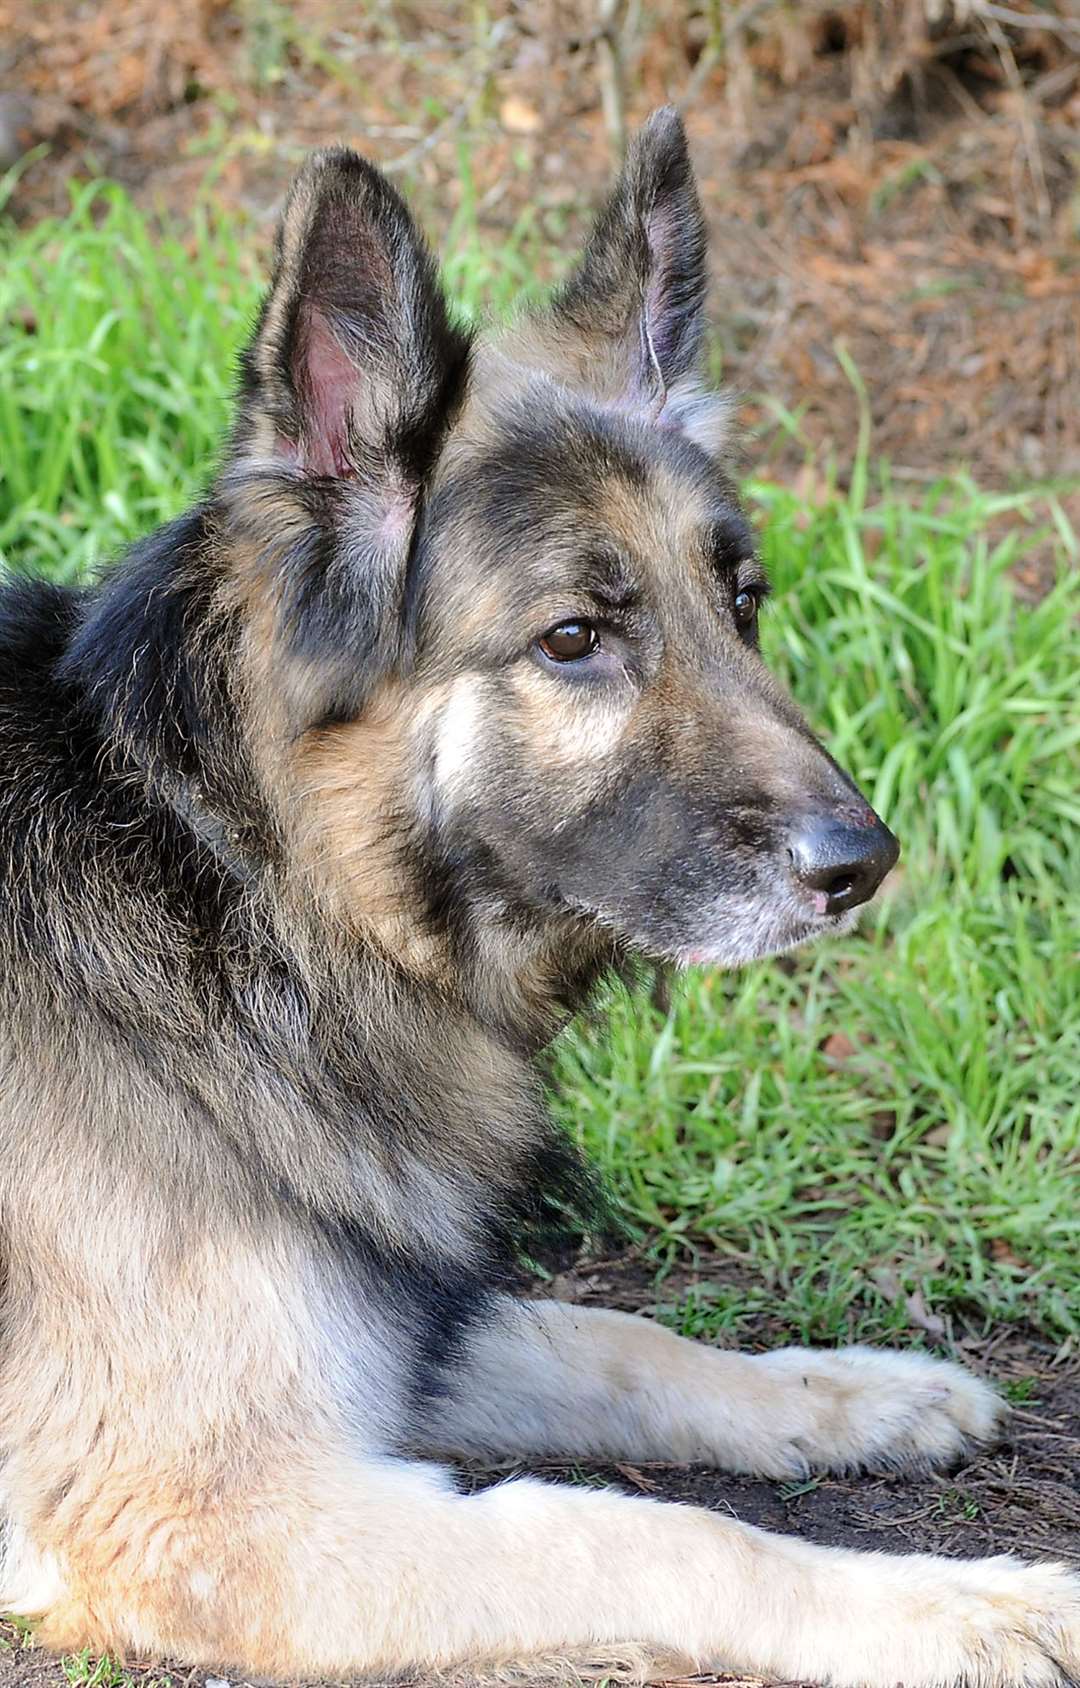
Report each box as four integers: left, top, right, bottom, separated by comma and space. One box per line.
981, 9, 1053, 228
975, 2, 1080, 40
596, 0, 635, 164
678, 0, 787, 112
382, 16, 515, 177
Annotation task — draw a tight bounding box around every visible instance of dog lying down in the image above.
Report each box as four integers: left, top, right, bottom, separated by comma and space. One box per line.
0, 105, 1077, 1687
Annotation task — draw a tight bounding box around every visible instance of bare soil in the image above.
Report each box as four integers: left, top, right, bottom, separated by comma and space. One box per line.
1, 1255, 1076, 1688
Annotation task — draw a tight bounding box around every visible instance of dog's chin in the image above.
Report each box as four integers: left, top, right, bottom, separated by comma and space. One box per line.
569, 893, 860, 974
674, 904, 859, 970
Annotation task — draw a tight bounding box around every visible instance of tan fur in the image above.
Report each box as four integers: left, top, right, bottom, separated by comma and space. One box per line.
420, 1300, 1007, 1473
2, 1251, 1069, 1688
6, 1299, 1077, 1688
508, 664, 635, 775
288, 682, 428, 948
494, 316, 639, 414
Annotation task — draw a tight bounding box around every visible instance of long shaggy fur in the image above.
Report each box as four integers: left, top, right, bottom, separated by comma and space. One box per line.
1, 107, 1077, 1688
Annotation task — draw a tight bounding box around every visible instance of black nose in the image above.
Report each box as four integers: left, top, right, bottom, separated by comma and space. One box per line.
788, 814, 900, 915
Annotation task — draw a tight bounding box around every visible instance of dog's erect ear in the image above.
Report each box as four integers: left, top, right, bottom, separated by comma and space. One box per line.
557, 106, 706, 400
237, 146, 469, 494
224, 149, 470, 727
518, 108, 720, 442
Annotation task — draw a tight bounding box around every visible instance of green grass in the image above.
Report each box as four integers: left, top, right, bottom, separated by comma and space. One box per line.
61, 1649, 172, 1688
0, 181, 257, 580
2, 179, 1078, 1344
0, 1614, 36, 1650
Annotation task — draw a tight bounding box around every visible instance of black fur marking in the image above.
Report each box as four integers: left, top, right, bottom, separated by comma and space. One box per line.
53, 508, 272, 860
315, 1214, 494, 1412
58, 509, 217, 772
471, 413, 650, 540
707, 513, 757, 572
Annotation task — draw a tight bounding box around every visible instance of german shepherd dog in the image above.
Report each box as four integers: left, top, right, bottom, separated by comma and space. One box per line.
1, 108, 1077, 1686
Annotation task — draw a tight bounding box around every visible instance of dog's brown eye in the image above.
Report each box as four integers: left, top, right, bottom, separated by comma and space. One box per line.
734, 590, 757, 629
539, 621, 599, 663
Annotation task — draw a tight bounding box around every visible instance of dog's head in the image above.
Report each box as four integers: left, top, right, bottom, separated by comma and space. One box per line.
223, 109, 897, 1004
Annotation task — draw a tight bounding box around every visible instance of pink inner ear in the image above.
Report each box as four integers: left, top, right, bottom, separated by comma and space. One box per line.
295, 307, 359, 478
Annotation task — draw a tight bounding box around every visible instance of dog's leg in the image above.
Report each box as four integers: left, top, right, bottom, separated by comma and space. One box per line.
18, 1448, 1080, 1687
418, 1298, 1006, 1475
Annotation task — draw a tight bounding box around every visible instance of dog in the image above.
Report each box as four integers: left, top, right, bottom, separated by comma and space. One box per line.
0, 106, 1077, 1687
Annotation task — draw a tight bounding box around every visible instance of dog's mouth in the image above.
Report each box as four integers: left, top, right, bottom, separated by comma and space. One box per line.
673, 812, 899, 968
676, 896, 861, 970
563, 879, 863, 976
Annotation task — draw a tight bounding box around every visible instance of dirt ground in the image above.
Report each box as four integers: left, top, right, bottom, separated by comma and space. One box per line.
0, 1256, 1076, 1688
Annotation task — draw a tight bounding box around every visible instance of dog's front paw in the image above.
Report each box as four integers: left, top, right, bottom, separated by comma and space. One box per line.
850, 1555, 1080, 1688
748, 1344, 1006, 1478
953, 1557, 1080, 1688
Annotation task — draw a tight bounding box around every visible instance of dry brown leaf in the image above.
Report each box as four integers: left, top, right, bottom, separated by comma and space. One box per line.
905, 1287, 946, 1339
500, 95, 542, 135
871, 1266, 902, 1304
821, 1031, 856, 1063
989, 1238, 1030, 1270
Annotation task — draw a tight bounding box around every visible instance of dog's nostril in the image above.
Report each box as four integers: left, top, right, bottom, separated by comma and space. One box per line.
788, 815, 900, 915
